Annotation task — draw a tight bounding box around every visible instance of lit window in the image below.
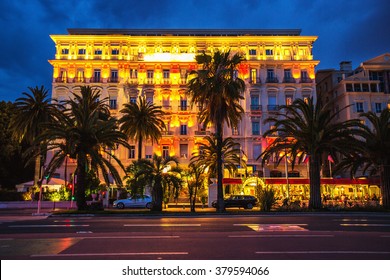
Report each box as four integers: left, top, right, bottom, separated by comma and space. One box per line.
180, 144, 188, 159
285, 95, 293, 106
250, 69, 258, 83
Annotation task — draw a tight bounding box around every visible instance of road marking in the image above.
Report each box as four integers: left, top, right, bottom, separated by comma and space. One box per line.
255, 251, 390, 255
380, 235, 390, 238
234, 224, 308, 231
76, 231, 93, 234
31, 252, 189, 257
83, 236, 180, 239
334, 219, 369, 222
229, 234, 334, 238
123, 224, 201, 227
340, 223, 390, 227
8, 224, 90, 228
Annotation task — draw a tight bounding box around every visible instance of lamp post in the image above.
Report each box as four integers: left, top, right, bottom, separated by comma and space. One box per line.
284, 150, 290, 200
36, 164, 46, 214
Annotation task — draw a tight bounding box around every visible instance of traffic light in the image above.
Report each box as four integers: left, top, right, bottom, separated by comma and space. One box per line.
68, 183, 73, 189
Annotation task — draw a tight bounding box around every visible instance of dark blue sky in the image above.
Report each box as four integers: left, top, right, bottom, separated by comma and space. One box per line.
1, 0, 389, 101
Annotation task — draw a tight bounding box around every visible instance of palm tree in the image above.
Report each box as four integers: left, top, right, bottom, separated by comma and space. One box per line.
37, 86, 130, 210
259, 97, 363, 209
119, 96, 166, 159
182, 165, 206, 212
190, 135, 245, 179
187, 50, 246, 212
134, 154, 182, 211
336, 109, 390, 209
10, 86, 58, 189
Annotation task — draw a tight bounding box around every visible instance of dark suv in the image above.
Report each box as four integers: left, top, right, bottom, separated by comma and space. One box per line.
212, 195, 258, 209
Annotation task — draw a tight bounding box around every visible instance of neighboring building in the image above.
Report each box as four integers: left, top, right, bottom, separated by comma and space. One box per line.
316, 53, 390, 134
316, 53, 390, 180
48, 28, 319, 182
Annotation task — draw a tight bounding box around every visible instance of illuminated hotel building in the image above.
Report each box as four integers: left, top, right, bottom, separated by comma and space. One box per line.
49, 29, 319, 180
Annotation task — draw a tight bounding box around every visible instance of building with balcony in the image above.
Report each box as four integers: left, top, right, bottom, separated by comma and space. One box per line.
49, 28, 319, 182
316, 53, 390, 132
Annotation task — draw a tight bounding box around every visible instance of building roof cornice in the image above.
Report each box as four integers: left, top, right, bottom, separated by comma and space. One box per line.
66, 28, 303, 36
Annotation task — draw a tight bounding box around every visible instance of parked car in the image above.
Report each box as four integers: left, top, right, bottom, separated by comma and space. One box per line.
113, 194, 153, 209
212, 195, 258, 209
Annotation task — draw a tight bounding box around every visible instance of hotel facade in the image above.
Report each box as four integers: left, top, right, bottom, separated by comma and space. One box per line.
48, 29, 319, 194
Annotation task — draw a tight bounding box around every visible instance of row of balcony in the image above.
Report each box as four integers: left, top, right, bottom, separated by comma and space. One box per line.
54, 77, 190, 85
249, 77, 313, 84
57, 54, 313, 62
55, 76, 313, 86
161, 130, 212, 136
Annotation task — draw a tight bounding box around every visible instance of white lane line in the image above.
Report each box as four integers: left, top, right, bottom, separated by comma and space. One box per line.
229, 234, 334, 238
83, 236, 180, 239
8, 224, 90, 228
123, 224, 201, 227
340, 224, 390, 227
255, 251, 390, 255
234, 223, 308, 232
334, 219, 369, 222
31, 252, 189, 257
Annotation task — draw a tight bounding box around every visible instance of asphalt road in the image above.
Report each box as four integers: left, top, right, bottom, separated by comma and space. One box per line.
1, 212, 390, 260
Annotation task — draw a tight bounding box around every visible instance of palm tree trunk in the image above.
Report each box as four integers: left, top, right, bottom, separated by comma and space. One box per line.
137, 135, 143, 160
76, 158, 88, 210
380, 164, 390, 209
309, 154, 322, 209
152, 180, 163, 211
216, 122, 225, 212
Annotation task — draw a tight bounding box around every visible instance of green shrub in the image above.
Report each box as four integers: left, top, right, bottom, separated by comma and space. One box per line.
257, 187, 277, 211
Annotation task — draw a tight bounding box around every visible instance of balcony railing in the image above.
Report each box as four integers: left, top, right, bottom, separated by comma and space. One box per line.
55, 77, 67, 83
249, 78, 261, 84
108, 77, 119, 83
195, 130, 211, 136
266, 77, 279, 83
283, 77, 296, 83
179, 106, 188, 111
92, 77, 103, 83
300, 77, 313, 83
267, 105, 279, 111
162, 105, 172, 110
250, 104, 262, 111
162, 131, 174, 136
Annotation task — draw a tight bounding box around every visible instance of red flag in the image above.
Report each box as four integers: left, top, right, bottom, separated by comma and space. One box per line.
328, 155, 334, 163
303, 154, 309, 164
